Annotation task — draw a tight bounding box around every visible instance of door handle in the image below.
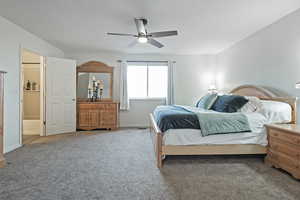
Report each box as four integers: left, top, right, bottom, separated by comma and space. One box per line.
72, 98, 76, 101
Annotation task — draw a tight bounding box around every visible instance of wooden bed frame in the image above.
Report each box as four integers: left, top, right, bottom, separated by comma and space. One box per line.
149, 85, 297, 168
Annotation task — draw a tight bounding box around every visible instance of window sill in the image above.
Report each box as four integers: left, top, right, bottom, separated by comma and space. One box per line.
129, 97, 166, 101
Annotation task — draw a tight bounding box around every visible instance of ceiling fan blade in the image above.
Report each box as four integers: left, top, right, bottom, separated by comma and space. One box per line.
148, 38, 164, 48
134, 18, 146, 35
128, 39, 138, 48
107, 33, 136, 37
149, 31, 178, 38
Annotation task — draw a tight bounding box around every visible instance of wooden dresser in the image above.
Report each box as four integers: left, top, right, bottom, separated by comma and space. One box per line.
265, 124, 300, 179
77, 101, 119, 130
76, 61, 119, 131
0, 71, 6, 168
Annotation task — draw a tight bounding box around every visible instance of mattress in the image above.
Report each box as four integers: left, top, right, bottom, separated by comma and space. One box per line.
163, 112, 268, 146
163, 128, 267, 146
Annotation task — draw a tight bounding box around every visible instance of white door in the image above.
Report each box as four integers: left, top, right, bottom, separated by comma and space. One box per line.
45, 57, 76, 135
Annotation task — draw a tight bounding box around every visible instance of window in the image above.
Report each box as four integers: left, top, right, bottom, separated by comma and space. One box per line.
127, 62, 168, 99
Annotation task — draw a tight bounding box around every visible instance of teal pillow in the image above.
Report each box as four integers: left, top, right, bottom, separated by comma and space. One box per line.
196, 93, 218, 109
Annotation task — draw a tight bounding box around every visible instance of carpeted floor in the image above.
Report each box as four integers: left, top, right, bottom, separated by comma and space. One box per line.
0, 129, 299, 200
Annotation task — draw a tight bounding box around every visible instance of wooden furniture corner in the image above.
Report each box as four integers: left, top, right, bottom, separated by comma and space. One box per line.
265, 124, 300, 179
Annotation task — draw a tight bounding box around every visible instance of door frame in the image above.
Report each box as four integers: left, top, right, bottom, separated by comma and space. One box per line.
19, 47, 46, 145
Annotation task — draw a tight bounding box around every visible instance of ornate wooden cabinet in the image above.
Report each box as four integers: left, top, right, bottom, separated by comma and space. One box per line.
76, 61, 119, 131
0, 71, 6, 168
77, 102, 119, 130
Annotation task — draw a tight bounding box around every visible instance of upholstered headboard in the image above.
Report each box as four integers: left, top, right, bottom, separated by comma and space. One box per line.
230, 85, 297, 124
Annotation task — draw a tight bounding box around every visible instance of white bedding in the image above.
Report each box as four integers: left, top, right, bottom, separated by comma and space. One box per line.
259, 100, 291, 124
162, 99, 292, 146
163, 112, 268, 146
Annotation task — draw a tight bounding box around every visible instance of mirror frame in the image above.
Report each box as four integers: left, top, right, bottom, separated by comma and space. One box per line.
76, 61, 113, 102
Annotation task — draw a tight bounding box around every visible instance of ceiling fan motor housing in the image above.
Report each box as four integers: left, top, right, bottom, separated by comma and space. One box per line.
140, 18, 148, 26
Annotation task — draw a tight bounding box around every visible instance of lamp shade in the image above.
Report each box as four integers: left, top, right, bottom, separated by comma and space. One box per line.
209, 84, 217, 90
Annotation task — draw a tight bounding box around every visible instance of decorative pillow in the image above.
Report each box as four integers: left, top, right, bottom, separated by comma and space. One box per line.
259, 100, 292, 123
196, 93, 218, 109
211, 95, 249, 113
240, 96, 263, 113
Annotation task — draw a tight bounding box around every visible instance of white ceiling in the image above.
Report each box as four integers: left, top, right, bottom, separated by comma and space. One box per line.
0, 0, 300, 55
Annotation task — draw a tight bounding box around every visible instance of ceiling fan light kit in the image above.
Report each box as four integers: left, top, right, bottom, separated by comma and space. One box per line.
107, 18, 178, 48
138, 36, 148, 43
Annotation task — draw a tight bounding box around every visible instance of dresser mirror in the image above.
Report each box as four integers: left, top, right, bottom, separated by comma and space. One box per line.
77, 61, 113, 101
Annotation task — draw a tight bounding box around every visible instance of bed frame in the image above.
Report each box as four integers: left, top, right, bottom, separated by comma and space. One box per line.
149, 85, 297, 168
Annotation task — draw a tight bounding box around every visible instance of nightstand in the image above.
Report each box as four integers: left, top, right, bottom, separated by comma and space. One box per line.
265, 124, 300, 179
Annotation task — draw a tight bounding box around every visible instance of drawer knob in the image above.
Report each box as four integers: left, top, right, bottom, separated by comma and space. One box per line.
273, 133, 278, 137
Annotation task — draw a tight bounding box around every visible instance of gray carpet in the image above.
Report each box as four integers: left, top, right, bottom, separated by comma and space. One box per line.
0, 129, 300, 200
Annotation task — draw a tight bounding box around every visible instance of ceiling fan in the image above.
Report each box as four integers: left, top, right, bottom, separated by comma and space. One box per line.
107, 18, 178, 48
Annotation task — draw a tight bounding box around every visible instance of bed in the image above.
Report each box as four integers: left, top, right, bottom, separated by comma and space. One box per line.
149, 85, 297, 168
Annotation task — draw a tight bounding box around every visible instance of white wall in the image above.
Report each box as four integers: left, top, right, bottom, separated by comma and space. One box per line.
0, 16, 64, 152
216, 9, 300, 122
66, 51, 216, 127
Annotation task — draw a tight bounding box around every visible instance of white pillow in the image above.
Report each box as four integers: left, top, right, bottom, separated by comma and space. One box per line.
240, 96, 263, 113
259, 100, 292, 123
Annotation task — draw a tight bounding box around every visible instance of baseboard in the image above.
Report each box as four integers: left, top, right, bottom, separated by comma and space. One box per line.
120, 125, 149, 128
4, 143, 22, 154
23, 133, 40, 136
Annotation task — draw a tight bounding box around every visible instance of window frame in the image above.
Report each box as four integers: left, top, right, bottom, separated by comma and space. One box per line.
127, 61, 168, 100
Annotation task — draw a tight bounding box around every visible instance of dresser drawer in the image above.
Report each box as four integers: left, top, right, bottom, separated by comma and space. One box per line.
95, 104, 105, 109
269, 137, 300, 159
101, 115, 116, 122
105, 104, 116, 109
79, 104, 101, 109
269, 129, 300, 146
271, 150, 300, 174
77, 102, 119, 130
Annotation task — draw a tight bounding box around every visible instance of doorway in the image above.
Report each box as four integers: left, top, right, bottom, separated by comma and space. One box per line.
21, 49, 45, 144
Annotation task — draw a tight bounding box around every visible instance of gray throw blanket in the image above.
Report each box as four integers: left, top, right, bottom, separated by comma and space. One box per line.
179, 106, 251, 137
